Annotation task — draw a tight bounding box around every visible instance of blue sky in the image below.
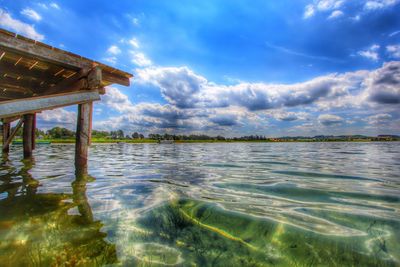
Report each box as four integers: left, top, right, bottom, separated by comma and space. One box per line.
1, 0, 400, 136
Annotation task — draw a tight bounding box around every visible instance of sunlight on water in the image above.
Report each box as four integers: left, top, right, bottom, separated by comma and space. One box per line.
0, 142, 399, 266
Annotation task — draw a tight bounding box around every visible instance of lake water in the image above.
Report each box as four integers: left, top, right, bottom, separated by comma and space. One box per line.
0, 142, 399, 266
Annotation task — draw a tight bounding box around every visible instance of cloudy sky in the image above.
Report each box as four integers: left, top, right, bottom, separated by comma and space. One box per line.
1, 0, 400, 136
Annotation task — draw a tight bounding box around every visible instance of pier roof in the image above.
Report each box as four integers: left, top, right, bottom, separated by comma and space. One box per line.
0, 28, 132, 103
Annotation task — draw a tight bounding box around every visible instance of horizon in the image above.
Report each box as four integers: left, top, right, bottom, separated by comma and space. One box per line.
1, 0, 399, 137
15, 125, 400, 140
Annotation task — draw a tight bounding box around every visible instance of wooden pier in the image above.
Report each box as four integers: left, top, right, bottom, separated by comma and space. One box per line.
0, 28, 132, 171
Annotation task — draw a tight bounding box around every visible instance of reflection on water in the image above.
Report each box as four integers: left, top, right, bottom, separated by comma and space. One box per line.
0, 142, 399, 266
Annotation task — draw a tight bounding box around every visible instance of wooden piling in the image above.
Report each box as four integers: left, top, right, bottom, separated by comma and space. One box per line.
75, 102, 92, 172
2, 121, 10, 154
23, 114, 34, 158
32, 113, 36, 150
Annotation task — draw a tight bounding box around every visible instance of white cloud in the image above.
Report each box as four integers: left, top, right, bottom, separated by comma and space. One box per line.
363, 61, 400, 104
96, 62, 400, 134
303, 0, 344, 19
0, 9, 44, 40
274, 111, 309, 122
364, 0, 399, 10
303, 0, 399, 19
37, 108, 76, 129
131, 51, 152, 67
136, 66, 361, 110
50, 2, 60, 10
318, 114, 344, 126
358, 50, 379, 61
365, 113, 392, 124
328, 10, 344, 19
137, 61, 400, 111
101, 87, 134, 113
387, 45, 400, 58
317, 0, 345, 11
304, 4, 315, 19
129, 38, 140, 48
21, 8, 42, 21
389, 30, 400, 37
107, 45, 121, 55
358, 44, 380, 61
38, 3, 48, 9
132, 17, 139, 26
103, 56, 117, 65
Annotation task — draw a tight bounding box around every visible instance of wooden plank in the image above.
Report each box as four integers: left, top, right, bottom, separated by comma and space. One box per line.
2, 118, 23, 151
2, 121, 10, 153
75, 102, 92, 172
0, 34, 89, 70
102, 71, 130, 86
0, 91, 101, 118
23, 114, 34, 158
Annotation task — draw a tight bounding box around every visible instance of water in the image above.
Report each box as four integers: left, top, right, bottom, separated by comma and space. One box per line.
0, 142, 399, 266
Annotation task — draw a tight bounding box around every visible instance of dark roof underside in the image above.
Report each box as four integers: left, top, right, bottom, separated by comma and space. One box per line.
0, 28, 132, 101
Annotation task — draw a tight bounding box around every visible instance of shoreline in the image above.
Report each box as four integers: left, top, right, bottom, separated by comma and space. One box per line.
11, 139, 400, 144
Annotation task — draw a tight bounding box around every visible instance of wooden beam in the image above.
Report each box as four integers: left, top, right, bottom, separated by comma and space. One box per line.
0, 90, 101, 118
2, 118, 23, 151
23, 114, 34, 158
2, 121, 10, 153
0, 33, 90, 70
102, 71, 130, 86
0, 88, 30, 100
88, 102, 93, 146
75, 102, 92, 172
2, 115, 20, 123
32, 113, 36, 150
87, 66, 102, 89
41, 66, 101, 95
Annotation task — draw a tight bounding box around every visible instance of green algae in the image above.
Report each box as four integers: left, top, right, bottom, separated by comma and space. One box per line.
119, 198, 398, 266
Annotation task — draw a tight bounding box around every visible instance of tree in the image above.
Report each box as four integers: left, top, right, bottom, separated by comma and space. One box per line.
92, 130, 110, 138
117, 130, 124, 139
47, 127, 75, 138
132, 132, 139, 139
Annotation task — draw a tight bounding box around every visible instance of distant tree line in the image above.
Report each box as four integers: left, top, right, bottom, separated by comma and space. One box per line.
4, 125, 399, 141
147, 134, 268, 141
21, 127, 147, 140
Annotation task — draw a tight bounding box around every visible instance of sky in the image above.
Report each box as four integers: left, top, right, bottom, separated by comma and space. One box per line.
1, 0, 400, 137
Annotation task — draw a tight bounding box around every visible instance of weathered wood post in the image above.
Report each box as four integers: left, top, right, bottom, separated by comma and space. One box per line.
32, 113, 36, 150
2, 121, 10, 154
75, 102, 93, 172
23, 114, 34, 158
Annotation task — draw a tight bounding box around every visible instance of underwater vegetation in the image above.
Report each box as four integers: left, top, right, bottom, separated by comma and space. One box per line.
117, 199, 398, 266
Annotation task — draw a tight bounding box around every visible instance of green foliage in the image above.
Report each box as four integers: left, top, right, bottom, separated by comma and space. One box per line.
46, 127, 75, 139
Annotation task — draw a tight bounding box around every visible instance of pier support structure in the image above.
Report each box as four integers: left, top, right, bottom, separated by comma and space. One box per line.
75, 102, 93, 173
23, 114, 35, 159
0, 28, 132, 170
2, 121, 10, 154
